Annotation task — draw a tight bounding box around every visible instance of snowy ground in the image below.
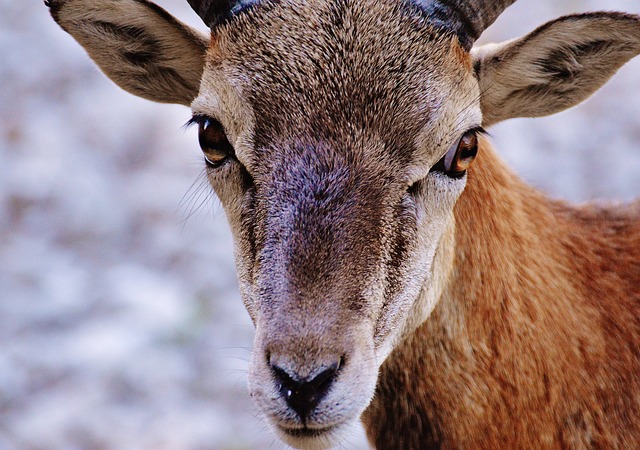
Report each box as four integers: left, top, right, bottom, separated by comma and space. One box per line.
1, 1, 639, 449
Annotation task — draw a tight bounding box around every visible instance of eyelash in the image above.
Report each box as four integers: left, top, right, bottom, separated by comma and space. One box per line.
184, 114, 208, 130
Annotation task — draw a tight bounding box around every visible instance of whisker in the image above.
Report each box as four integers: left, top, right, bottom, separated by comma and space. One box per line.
177, 168, 220, 228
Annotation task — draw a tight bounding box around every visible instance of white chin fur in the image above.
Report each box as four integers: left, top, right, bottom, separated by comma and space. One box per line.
274, 419, 360, 450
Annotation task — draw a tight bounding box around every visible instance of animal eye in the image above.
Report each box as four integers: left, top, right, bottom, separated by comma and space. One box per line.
431, 129, 480, 179
192, 115, 234, 168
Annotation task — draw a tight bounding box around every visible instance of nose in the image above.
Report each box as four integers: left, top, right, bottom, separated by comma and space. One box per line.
270, 359, 342, 421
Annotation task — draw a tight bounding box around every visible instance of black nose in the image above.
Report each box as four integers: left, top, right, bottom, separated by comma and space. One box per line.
270, 360, 341, 422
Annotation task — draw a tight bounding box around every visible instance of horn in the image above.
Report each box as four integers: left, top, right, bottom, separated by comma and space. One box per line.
187, 0, 229, 27
187, 0, 515, 43
418, 0, 517, 50
187, 0, 254, 28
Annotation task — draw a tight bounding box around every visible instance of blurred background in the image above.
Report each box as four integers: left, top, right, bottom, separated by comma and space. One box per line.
1, 0, 639, 448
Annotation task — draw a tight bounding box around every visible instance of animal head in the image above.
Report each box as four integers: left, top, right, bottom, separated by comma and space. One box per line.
49, 0, 640, 447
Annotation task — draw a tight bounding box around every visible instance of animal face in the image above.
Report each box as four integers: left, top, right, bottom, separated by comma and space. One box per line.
188, 1, 482, 445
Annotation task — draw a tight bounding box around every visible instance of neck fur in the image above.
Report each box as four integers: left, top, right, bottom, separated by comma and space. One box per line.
362, 140, 640, 448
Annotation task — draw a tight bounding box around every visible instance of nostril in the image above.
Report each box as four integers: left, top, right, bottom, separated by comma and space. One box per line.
270, 358, 343, 422
271, 364, 296, 393
306, 362, 339, 396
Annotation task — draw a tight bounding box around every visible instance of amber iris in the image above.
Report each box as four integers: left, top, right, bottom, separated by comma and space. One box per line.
432, 129, 480, 179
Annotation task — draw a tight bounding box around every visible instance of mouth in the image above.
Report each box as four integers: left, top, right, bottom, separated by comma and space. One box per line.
279, 425, 337, 439
276, 424, 343, 449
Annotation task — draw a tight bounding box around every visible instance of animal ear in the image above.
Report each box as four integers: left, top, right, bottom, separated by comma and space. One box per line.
473, 12, 640, 127
47, 0, 210, 106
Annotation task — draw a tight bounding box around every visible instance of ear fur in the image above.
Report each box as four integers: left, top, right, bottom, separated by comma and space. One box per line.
473, 12, 640, 127
47, 0, 209, 106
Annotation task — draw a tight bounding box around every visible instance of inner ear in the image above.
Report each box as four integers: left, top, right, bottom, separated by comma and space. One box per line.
50, 0, 210, 106
473, 12, 640, 126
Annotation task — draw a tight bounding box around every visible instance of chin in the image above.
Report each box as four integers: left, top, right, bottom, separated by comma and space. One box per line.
274, 420, 358, 450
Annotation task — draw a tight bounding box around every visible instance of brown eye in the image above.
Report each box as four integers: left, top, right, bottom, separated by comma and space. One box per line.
194, 116, 234, 168
431, 129, 480, 179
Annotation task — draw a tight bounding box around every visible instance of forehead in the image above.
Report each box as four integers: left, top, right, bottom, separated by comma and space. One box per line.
194, 0, 479, 162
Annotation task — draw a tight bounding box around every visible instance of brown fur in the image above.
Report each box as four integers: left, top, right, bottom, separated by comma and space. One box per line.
47, 0, 640, 448
363, 140, 640, 448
